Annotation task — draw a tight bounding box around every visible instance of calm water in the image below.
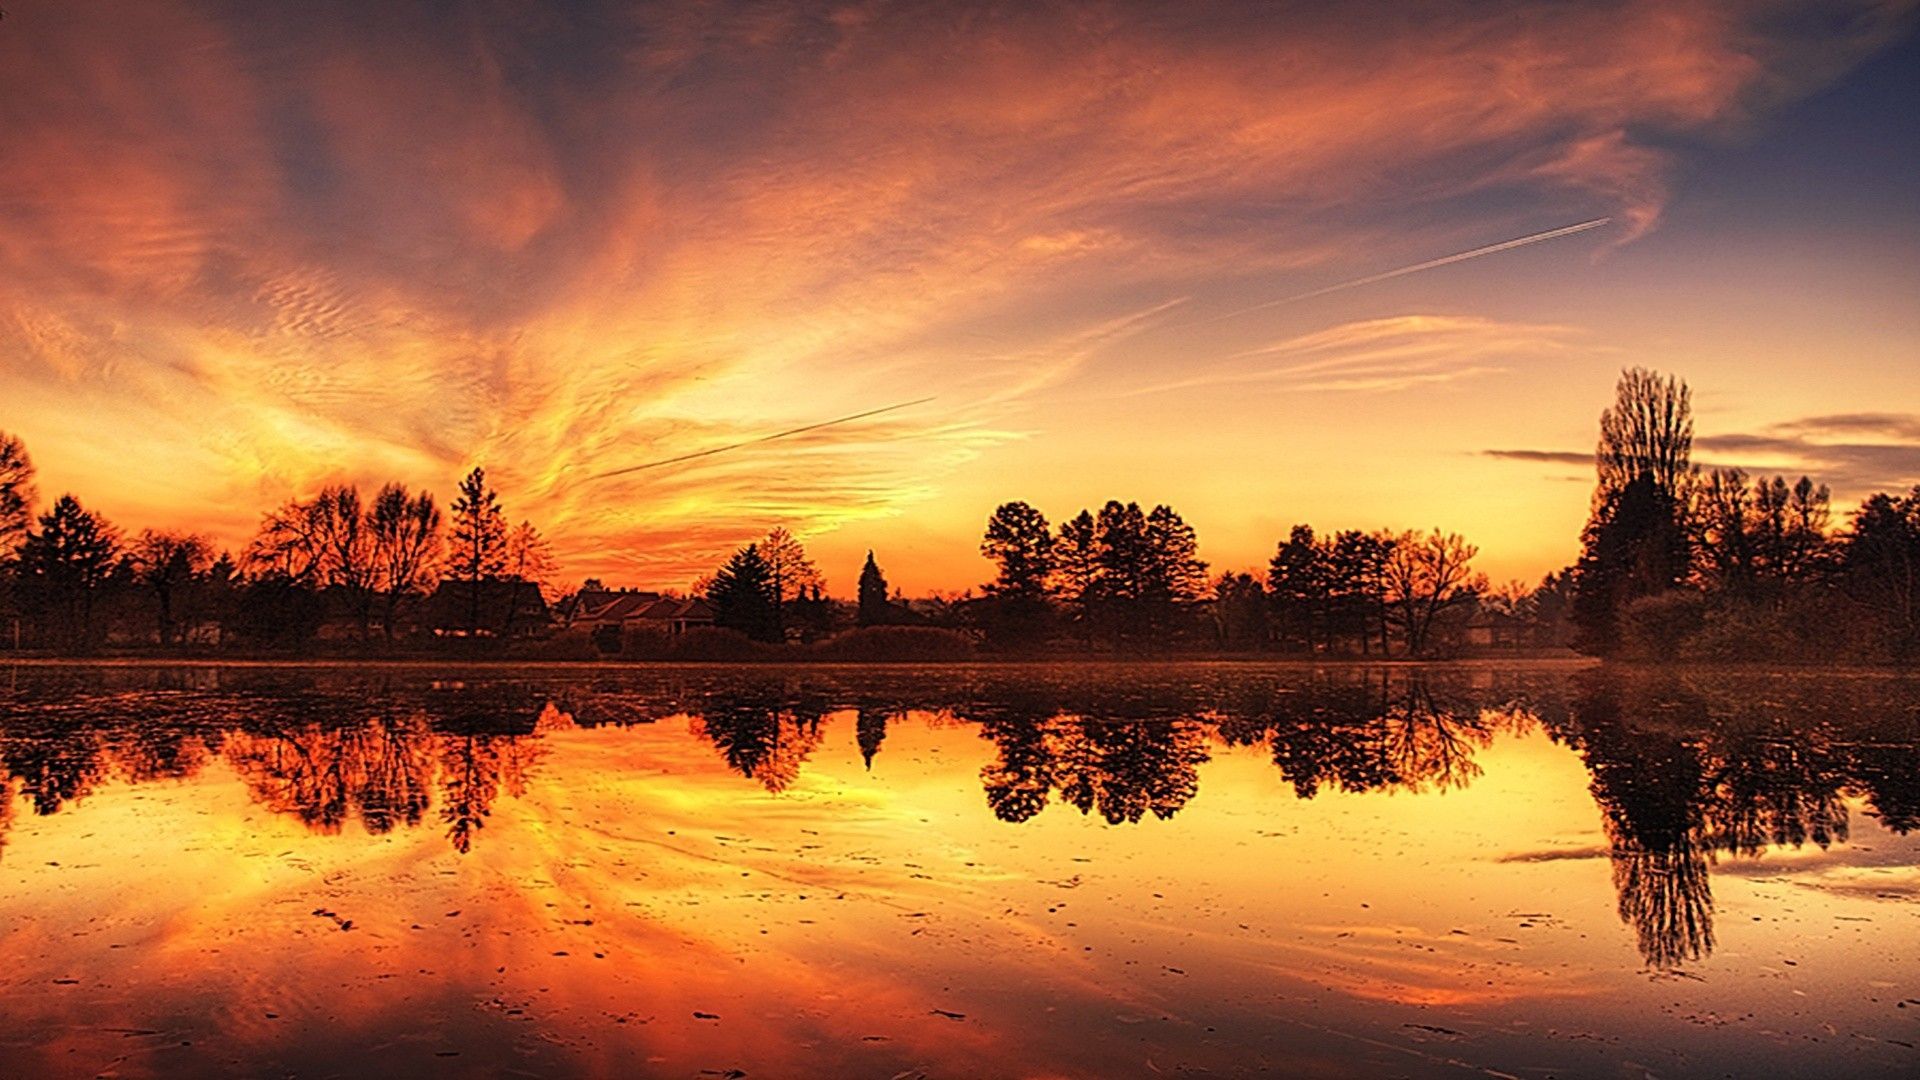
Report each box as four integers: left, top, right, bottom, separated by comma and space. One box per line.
1, 662, 1917, 1079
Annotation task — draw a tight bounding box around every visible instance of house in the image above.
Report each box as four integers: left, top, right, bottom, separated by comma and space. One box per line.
567, 586, 716, 637
1462, 606, 1528, 650
426, 577, 551, 637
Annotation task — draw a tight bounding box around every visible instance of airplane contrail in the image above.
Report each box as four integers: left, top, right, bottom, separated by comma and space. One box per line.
1214, 217, 1611, 321
589, 396, 937, 480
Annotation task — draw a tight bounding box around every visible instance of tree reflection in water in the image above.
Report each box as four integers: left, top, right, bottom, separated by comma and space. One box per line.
3, 665, 1918, 970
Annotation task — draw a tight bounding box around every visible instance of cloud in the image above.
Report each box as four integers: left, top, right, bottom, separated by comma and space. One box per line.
1127, 313, 1585, 397
0, 0, 1910, 584
1484, 412, 1920, 501
1482, 450, 1594, 467
1695, 415, 1920, 498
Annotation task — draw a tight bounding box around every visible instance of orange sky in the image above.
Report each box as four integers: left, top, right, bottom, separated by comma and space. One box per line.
1, 1, 1916, 595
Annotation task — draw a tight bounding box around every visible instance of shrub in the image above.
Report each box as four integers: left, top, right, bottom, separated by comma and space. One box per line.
514, 631, 600, 661
665, 627, 781, 661
1619, 590, 1707, 661
810, 626, 976, 662
618, 624, 674, 659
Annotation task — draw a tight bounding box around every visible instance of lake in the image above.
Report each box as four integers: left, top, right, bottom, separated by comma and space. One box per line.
1, 661, 1916, 1078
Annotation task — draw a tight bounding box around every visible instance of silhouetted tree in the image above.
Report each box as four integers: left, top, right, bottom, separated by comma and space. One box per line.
249, 496, 328, 584
0, 430, 33, 555
1596, 366, 1694, 508
18, 495, 120, 650
501, 520, 555, 638
1572, 473, 1690, 656
0, 432, 32, 650
369, 483, 441, 640
1329, 529, 1395, 654
130, 530, 212, 646
1574, 369, 1697, 656
857, 550, 891, 627
1053, 509, 1099, 646
980, 501, 1055, 647
1382, 529, 1485, 656
1836, 488, 1920, 659
1144, 499, 1205, 599
1693, 470, 1830, 602
982, 501, 1054, 599
449, 467, 507, 636
760, 527, 824, 636
708, 544, 781, 642
313, 486, 377, 637
1268, 525, 1329, 652
1212, 571, 1268, 650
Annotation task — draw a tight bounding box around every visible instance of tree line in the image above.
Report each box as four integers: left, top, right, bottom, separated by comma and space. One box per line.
4, 361, 1917, 661
966, 498, 1489, 655
0, 438, 553, 652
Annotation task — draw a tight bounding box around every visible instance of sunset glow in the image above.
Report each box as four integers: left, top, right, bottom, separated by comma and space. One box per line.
4, 1, 1915, 593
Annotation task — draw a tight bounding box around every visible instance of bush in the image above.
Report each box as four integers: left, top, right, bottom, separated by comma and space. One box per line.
617, 624, 674, 659
810, 626, 976, 662
513, 631, 600, 661
1619, 590, 1707, 661
665, 627, 781, 661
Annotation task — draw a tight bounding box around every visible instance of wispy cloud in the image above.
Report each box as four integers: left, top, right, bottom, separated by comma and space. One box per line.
1126, 314, 1583, 397
1485, 413, 1920, 501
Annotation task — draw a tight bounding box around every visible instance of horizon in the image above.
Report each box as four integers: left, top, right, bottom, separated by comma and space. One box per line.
2, 2, 1917, 596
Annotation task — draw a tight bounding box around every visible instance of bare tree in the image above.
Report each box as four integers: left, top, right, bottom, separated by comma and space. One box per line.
0, 430, 34, 556
313, 486, 376, 637
501, 520, 556, 638
369, 484, 442, 640
1596, 367, 1694, 506
759, 526, 823, 635
1383, 529, 1487, 656
131, 530, 213, 646
249, 498, 327, 583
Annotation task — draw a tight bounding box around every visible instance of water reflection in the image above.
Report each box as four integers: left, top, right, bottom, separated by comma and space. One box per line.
3, 663, 1919, 972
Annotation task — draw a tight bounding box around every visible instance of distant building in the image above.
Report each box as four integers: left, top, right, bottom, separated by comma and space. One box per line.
426, 577, 551, 637
1462, 605, 1529, 650
567, 586, 715, 636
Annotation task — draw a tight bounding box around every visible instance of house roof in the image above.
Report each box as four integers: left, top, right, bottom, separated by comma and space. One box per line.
574, 590, 662, 623
572, 590, 714, 624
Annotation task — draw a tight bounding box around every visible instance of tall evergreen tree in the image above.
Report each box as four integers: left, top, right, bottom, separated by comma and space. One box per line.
1267, 525, 1329, 652
1327, 529, 1393, 654
1053, 510, 1099, 645
707, 544, 781, 642
448, 467, 508, 635
18, 495, 120, 650
857, 550, 891, 627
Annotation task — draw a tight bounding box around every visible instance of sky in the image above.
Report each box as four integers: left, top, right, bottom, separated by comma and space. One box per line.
1, 0, 1916, 595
